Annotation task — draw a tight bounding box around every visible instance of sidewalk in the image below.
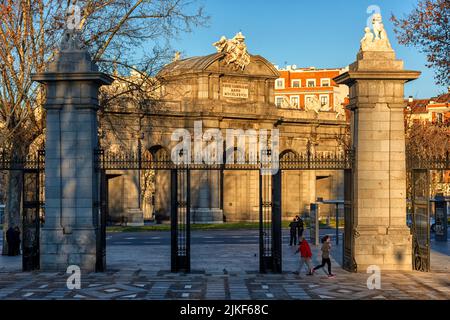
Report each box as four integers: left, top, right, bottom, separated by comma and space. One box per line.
0, 242, 448, 300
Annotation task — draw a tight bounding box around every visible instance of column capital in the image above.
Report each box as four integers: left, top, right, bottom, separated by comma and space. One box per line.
334, 70, 421, 86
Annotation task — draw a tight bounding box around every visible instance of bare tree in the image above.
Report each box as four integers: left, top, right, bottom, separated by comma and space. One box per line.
0, 0, 208, 254
405, 117, 450, 158
405, 110, 450, 200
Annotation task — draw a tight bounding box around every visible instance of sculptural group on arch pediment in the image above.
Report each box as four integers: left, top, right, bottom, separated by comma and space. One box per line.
213, 32, 251, 71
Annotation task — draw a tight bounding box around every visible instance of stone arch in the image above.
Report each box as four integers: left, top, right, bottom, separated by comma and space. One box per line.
279, 149, 299, 161
148, 145, 170, 160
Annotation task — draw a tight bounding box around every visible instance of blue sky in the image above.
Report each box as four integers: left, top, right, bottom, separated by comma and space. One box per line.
171, 0, 446, 98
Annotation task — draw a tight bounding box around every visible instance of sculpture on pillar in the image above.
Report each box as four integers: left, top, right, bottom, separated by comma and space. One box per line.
213, 32, 251, 71
360, 13, 392, 51
60, 28, 84, 51
60, 1, 84, 51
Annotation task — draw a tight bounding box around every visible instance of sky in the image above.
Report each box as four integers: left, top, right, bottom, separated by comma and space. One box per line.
170, 0, 447, 98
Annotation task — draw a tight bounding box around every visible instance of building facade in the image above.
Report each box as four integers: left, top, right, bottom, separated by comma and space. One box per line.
273, 65, 349, 115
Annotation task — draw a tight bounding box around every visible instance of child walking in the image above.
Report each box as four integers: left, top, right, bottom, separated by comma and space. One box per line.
294, 237, 314, 275
312, 235, 335, 277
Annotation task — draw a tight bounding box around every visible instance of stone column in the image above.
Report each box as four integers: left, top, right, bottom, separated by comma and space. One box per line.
155, 170, 171, 219
192, 170, 223, 223
32, 31, 113, 272
123, 171, 144, 226
335, 39, 420, 271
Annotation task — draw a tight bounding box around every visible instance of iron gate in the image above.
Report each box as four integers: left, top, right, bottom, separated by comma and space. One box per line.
259, 170, 282, 273
95, 148, 353, 273
342, 169, 356, 272
408, 151, 449, 272
0, 150, 44, 271
96, 170, 108, 272
171, 169, 191, 272
411, 169, 430, 272
22, 169, 43, 271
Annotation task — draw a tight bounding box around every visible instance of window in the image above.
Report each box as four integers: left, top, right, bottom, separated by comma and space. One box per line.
275, 78, 285, 89
292, 80, 301, 88
321, 78, 331, 87
436, 113, 443, 123
290, 96, 299, 108
320, 95, 329, 109
306, 79, 316, 87
275, 96, 284, 107
305, 95, 315, 106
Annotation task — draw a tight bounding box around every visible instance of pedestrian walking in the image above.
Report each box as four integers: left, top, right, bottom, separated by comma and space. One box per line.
312, 235, 335, 277
294, 237, 314, 275
296, 215, 304, 238
6, 226, 19, 256
289, 218, 298, 246
13, 226, 21, 255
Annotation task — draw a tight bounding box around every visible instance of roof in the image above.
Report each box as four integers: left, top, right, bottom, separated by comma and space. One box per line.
431, 92, 450, 104
159, 53, 220, 76
157, 52, 279, 79
406, 99, 429, 113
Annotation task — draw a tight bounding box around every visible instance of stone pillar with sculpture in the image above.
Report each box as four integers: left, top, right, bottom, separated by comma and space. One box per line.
334, 13, 420, 271
32, 29, 113, 272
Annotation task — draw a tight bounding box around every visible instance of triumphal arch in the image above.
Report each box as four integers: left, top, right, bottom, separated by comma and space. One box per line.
100, 32, 348, 225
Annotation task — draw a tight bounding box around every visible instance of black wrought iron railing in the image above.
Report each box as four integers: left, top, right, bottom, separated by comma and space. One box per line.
406, 151, 450, 170
94, 148, 354, 171
0, 150, 45, 170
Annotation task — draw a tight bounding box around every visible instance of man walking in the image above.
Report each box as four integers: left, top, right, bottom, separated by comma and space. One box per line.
289, 218, 298, 246
296, 215, 304, 238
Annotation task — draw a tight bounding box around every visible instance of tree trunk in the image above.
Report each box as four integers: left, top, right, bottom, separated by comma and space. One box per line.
1, 164, 23, 256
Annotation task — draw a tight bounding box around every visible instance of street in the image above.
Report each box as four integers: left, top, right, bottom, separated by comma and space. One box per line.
105, 228, 343, 246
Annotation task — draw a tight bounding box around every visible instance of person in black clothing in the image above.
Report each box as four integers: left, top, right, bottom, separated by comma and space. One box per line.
289, 218, 298, 246
6, 226, 16, 256
296, 215, 304, 238
13, 226, 21, 255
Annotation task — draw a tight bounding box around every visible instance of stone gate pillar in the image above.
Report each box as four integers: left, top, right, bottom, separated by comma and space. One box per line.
334, 15, 420, 271
32, 30, 113, 272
